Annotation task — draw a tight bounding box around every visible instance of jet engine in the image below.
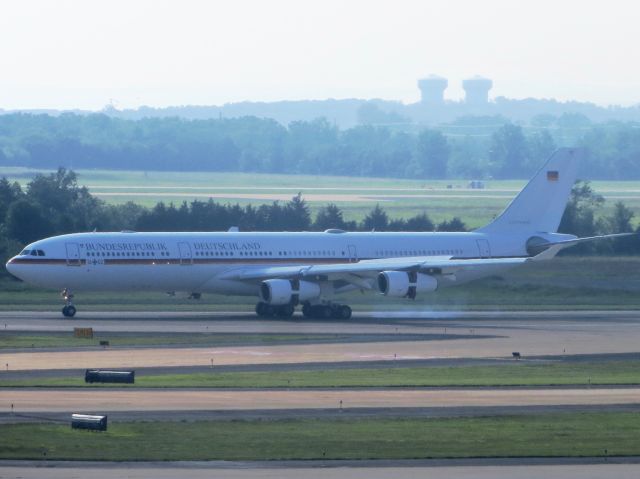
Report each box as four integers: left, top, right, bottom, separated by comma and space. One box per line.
377, 271, 438, 299
259, 279, 321, 305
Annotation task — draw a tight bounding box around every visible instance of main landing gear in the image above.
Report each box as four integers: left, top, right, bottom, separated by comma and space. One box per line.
255, 302, 352, 319
255, 302, 295, 318
61, 288, 77, 318
302, 303, 352, 320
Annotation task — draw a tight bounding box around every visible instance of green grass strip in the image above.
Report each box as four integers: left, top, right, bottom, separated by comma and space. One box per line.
1, 413, 637, 461
4, 361, 640, 388
0, 333, 343, 350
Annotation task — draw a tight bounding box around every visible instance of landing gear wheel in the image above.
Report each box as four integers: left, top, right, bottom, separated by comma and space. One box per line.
315, 305, 332, 319
277, 304, 295, 318
302, 303, 313, 318
256, 302, 278, 317
338, 305, 352, 320
256, 302, 268, 317
60, 288, 76, 318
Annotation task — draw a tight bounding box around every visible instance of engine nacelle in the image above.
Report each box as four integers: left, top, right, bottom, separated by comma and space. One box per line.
259, 279, 321, 305
377, 271, 438, 299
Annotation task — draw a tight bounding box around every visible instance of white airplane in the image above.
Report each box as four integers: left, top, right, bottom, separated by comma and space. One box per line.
5, 148, 627, 319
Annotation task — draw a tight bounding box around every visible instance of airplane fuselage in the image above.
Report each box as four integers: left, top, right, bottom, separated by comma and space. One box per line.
7, 229, 544, 295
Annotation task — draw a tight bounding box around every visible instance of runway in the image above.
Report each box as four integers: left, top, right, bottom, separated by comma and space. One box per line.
3, 310, 640, 370
2, 461, 640, 479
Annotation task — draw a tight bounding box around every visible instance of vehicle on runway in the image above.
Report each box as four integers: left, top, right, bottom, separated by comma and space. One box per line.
5, 148, 629, 318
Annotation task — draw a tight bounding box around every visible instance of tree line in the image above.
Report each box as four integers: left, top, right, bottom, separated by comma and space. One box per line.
0, 113, 639, 179
0, 169, 638, 278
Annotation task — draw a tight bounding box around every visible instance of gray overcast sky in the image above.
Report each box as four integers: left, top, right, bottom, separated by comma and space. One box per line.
0, 0, 638, 110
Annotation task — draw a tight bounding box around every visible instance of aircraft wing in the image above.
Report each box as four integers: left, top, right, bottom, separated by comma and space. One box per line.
218, 255, 530, 283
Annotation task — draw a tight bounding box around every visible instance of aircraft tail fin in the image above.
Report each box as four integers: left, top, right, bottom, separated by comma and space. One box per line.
476, 148, 581, 235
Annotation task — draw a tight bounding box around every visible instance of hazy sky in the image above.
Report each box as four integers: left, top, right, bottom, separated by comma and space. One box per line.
1, 0, 638, 110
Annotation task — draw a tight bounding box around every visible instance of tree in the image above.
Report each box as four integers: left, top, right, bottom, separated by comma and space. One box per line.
405, 213, 435, 231
489, 123, 528, 178
362, 204, 388, 231
5, 200, 52, 243
314, 204, 347, 231
527, 130, 556, 171
604, 202, 638, 254
0, 178, 23, 221
283, 193, 311, 231
437, 217, 466, 232
410, 130, 449, 178
606, 201, 634, 234
558, 181, 603, 238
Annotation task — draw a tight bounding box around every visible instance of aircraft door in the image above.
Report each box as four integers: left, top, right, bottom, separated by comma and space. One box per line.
347, 244, 358, 263
178, 242, 192, 265
65, 243, 81, 266
476, 239, 491, 258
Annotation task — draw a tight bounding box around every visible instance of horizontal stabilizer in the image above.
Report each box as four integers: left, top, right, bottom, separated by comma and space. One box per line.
531, 233, 637, 261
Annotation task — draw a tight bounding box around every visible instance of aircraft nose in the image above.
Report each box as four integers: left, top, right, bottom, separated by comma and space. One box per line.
5, 257, 18, 277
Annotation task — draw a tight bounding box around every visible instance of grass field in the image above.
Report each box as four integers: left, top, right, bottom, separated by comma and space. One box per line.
0, 332, 346, 350
2, 167, 639, 227
1, 413, 636, 460
3, 361, 640, 388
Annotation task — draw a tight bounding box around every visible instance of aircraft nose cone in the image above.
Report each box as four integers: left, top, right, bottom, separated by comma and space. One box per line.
5, 257, 18, 277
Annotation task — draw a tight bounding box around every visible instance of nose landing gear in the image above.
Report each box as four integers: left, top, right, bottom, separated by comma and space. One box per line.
61, 289, 77, 318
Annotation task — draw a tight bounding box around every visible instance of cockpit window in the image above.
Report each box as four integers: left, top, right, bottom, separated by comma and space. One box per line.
18, 248, 45, 257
